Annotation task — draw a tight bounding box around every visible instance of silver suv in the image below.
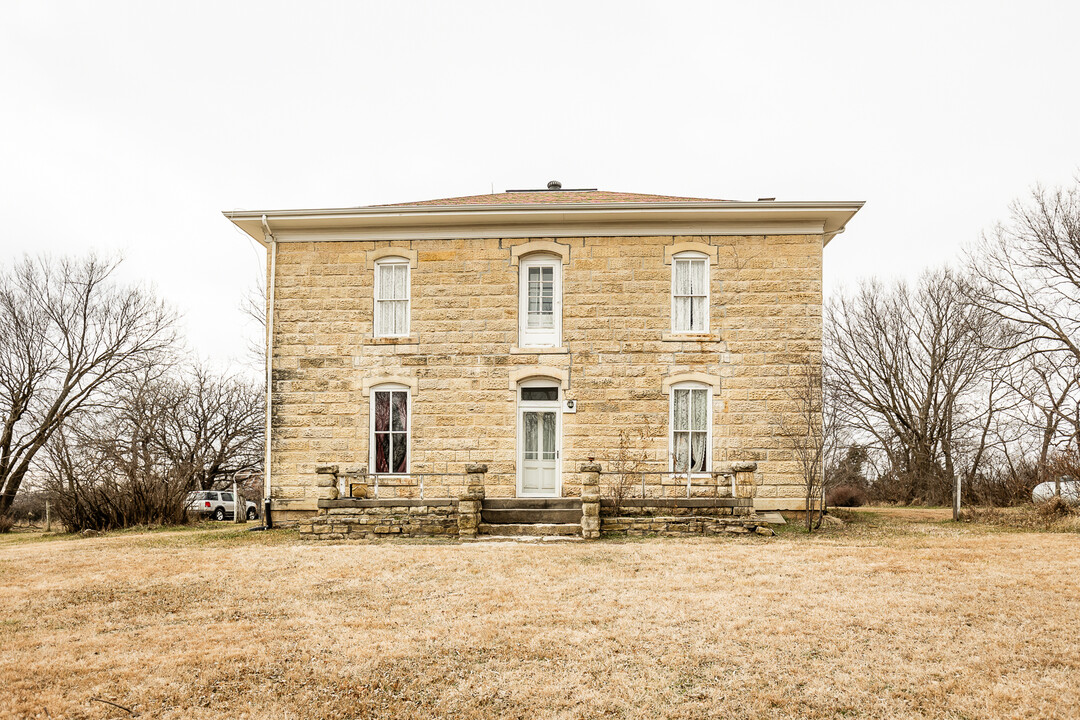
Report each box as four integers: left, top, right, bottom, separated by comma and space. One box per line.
186, 491, 258, 521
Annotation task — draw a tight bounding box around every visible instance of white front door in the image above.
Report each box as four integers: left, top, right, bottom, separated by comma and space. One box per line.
517, 383, 561, 497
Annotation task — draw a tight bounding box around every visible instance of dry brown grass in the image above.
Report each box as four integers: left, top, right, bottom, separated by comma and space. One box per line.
2, 514, 1079, 719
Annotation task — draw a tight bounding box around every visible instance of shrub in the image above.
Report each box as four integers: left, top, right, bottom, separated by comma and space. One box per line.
1036, 495, 1075, 520
0, 514, 13, 533
827, 484, 869, 508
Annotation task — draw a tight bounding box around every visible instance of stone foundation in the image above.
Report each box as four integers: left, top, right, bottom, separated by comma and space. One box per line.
299, 499, 459, 540
602, 515, 774, 536
298, 464, 773, 540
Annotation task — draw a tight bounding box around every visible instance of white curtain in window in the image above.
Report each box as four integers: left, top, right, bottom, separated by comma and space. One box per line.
673, 257, 707, 333
376, 262, 408, 336
673, 387, 709, 472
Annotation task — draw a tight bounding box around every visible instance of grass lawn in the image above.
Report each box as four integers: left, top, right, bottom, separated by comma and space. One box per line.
1, 511, 1078, 719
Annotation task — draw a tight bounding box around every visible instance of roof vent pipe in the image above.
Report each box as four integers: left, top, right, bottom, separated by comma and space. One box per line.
547, 180, 562, 190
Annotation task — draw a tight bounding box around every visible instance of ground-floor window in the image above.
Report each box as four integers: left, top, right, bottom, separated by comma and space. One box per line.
371, 385, 409, 474
670, 382, 710, 473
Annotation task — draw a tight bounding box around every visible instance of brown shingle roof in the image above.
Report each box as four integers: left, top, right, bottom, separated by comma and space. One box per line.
376, 190, 730, 207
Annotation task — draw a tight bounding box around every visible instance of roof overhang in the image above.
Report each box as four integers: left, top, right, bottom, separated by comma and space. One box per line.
224, 200, 864, 247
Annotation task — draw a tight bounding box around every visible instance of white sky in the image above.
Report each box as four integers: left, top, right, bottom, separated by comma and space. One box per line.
2, 1, 1078, 371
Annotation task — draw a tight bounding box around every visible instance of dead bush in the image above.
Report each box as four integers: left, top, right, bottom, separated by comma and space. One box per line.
961, 504, 1080, 532
826, 484, 869, 507
1036, 496, 1075, 520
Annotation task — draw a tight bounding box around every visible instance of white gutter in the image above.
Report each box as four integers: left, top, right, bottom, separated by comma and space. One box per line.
262, 214, 277, 504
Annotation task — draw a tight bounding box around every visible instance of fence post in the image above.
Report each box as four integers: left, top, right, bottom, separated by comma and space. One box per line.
45, 500, 51, 532
458, 464, 486, 539
233, 480, 244, 524
580, 463, 601, 540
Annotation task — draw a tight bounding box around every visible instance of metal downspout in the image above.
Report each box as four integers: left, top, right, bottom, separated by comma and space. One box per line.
263, 215, 277, 527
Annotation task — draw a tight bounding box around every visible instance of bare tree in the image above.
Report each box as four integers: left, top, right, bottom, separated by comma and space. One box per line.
0, 255, 176, 516
240, 272, 268, 369
157, 362, 264, 491
41, 371, 189, 531
776, 358, 839, 532
968, 180, 1080, 365
1005, 352, 1080, 486
825, 269, 1005, 506
40, 363, 264, 531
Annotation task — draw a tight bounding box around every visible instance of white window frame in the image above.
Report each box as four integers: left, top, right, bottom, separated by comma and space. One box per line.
518, 254, 562, 348
369, 383, 411, 475
671, 251, 710, 334
374, 256, 410, 338
668, 381, 712, 475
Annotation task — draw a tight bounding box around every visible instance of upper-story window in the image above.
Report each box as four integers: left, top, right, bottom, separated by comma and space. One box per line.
519, 254, 561, 347
671, 251, 709, 334
670, 382, 711, 473
374, 256, 410, 337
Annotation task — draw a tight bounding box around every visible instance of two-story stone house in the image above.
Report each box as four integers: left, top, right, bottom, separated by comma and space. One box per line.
225, 183, 861, 524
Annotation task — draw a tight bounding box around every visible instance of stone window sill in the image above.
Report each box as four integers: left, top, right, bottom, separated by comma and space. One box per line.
509, 346, 569, 355
365, 336, 419, 346
661, 333, 723, 342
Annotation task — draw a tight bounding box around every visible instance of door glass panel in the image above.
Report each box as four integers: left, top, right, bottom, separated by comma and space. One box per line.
523, 412, 538, 460
542, 412, 556, 460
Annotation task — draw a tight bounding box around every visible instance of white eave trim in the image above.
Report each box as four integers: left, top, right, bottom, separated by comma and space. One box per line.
224, 200, 864, 247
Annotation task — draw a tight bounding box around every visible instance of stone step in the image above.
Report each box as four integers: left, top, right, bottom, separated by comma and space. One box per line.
478, 522, 582, 537
482, 508, 583, 524
482, 498, 582, 510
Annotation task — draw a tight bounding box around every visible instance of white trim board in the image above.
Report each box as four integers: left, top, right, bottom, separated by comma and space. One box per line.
226, 201, 863, 247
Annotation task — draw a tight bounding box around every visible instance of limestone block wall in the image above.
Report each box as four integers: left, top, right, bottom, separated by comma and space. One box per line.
268, 233, 822, 518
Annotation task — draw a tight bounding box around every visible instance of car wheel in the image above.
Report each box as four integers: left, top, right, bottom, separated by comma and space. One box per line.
246, 507, 257, 521
213, 507, 225, 521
